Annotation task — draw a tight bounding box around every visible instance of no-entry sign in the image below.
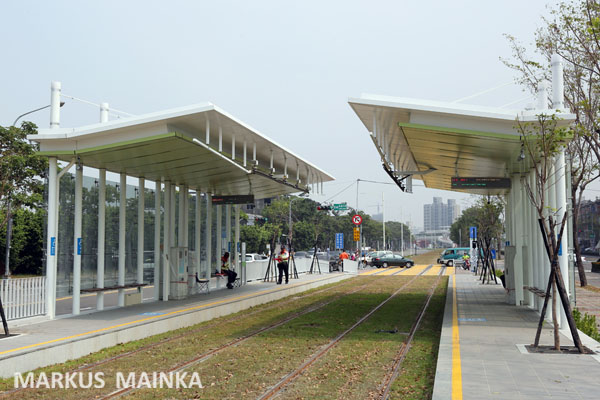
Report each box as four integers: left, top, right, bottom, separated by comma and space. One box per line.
352, 214, 362, 225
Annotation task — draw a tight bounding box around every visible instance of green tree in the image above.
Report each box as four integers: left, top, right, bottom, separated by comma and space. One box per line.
450, 206, 480, 247
503, 0, 600, 286
0, 122, 47, 231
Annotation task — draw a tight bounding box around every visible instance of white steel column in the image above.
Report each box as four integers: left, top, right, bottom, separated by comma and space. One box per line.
195, 192, 201, 279
154, 181, 161, 300
205, 194, 212, 278
46, 157, 58, 319
178, 186, 185, 247
548, 163, 557, 322
513, 175, 524, 305
50, 81, 61, 129
170, 185, 176, 249
97, 169, 106, 310
183, 187, 189, 248
216, 205, 222, 265
163, 181, 171, 301
555, 150, 569, 327
100, 102, 109, 123
226, 205, 232, 253
72, 163, 83, 315
118, 173, 126, 307
531, 172, 542, 310
234, 205, 240, 271
523, 173, 533, 307
137, 178, 145, 285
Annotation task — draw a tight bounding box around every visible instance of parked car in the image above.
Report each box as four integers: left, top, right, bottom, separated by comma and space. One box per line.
437, 248, 470, 266
371, 254, 414, 268
294, 251, 309, 258
583, 247, 599, 255
363, 250, 392, 266
246, 253, 268, 262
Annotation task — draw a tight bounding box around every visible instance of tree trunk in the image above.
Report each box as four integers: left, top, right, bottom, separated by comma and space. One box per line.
552, 280, 560, 350
571, 202, 587, 286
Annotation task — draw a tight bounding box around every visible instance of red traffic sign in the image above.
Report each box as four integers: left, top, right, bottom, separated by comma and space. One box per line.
352, 214, 362, 225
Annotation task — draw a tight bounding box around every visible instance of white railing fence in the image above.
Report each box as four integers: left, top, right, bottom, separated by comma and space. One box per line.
0, 277, 47, 320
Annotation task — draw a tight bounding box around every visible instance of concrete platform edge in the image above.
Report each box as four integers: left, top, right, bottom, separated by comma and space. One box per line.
0, 274, 350, 378
432, 272, 453, 400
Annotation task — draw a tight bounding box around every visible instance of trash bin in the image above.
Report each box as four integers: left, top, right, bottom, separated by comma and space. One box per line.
592, 261, 600, 273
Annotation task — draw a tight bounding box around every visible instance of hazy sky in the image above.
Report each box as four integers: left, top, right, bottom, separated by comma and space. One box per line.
5, 0, 592, 230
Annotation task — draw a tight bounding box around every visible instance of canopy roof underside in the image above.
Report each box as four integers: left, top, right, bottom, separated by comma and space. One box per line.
349, 94, 575, 195
29, 104, 334, 198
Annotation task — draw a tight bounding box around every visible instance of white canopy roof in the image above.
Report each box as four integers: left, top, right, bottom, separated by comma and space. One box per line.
348, 94, 575, 194
29, 103, 334, 198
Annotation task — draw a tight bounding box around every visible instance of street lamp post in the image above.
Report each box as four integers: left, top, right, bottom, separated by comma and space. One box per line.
4, 102, 65, 277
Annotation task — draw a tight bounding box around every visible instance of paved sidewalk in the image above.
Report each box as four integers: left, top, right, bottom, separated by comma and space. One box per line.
434, 269, 600, 400
575, 261, 600, 331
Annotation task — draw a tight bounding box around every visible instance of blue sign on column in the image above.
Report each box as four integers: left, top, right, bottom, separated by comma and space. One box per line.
469, 226, 477, 239
335, 233, 343, 249
50, 237, 56, 256
77, 238, 82, 255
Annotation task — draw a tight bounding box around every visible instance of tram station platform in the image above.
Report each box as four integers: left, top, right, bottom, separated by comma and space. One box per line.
0, 272, 350, 378
434, 269, 600, 400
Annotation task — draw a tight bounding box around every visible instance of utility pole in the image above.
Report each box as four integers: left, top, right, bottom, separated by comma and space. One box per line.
382, 192, 385, 250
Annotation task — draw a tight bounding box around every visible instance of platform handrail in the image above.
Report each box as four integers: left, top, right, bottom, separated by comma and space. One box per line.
0, 276, 46, 320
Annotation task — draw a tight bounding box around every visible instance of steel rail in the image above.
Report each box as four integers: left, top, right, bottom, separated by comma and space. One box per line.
378, 267, 446, 399
97, 280, 378, 399
256, 274, 423, 400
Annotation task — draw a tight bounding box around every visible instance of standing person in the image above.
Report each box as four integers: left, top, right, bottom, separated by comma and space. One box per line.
221, 252, 237, 289
276, 246, 289, 284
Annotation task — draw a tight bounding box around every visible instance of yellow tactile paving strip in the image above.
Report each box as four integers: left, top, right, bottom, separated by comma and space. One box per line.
399, 264, 430, 276
376, 266, 406, 276
424, 265, 443, 276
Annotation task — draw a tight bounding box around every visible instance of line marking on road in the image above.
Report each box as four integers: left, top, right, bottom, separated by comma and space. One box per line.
452, 274, 463, 400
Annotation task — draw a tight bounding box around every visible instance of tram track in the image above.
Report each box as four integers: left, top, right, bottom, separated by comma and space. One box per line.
255, 273, 427, 400
376, 266, 446, 399
257, 266, 446, 400
95, 279, 380, 399
0, 278, 359, 399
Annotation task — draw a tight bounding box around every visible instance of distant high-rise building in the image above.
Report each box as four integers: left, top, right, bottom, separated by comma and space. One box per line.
423, 197, 460, 231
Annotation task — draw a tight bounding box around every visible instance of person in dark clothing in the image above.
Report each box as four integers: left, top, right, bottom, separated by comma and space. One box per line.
221, 252, 237, 289
276, 246, 289, 284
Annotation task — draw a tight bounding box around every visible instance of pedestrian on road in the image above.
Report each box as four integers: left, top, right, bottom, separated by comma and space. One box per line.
276, 246, 290, 284
221, 252, 237, 289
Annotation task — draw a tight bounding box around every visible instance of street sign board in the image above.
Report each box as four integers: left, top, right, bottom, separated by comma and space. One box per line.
469, 226, 477, 239
212, 195, 255, 205
451, 177, 511, 189
353, 227, 360, 241
352, 214, 362, 225
335, 233, 344, 249
333, 202, 348, 211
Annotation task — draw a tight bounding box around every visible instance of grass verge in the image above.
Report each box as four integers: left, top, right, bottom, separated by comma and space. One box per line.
388, 275, 448, 399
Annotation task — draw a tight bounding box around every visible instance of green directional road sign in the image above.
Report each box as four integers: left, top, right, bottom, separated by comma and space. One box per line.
333, 202, 348, 211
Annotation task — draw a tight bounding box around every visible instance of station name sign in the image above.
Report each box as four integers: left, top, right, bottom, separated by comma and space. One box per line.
451, 177, 511, 189
212, 195, 255, 205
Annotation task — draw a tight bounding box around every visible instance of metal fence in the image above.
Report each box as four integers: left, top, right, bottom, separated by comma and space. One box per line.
0, 277, 46, 320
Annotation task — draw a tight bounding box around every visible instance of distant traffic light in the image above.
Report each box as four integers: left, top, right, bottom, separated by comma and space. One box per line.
317, 205, 333, 211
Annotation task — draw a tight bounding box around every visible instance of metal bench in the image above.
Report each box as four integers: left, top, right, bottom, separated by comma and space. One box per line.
80, 283, 148, 293
523, 286, 549, 298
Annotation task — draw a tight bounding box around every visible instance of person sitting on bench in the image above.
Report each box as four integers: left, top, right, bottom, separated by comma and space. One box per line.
220, 252, 237, 289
